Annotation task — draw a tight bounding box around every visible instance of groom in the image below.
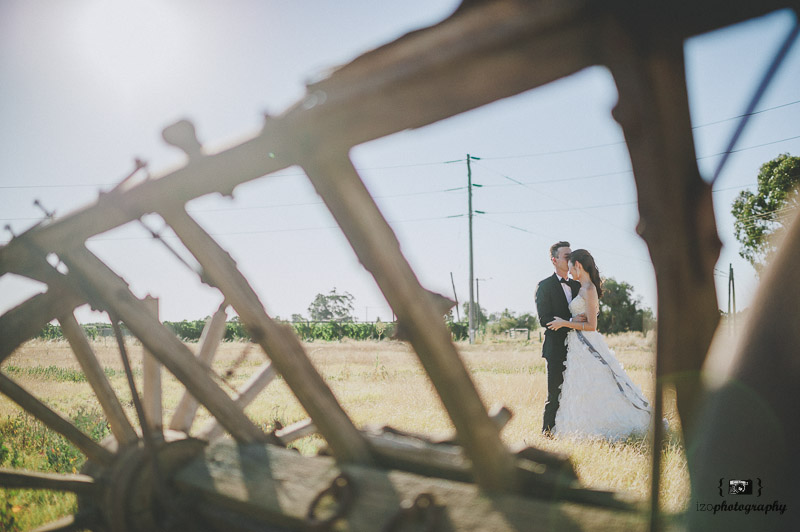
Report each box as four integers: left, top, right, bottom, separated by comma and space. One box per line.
536, 241, 582, 435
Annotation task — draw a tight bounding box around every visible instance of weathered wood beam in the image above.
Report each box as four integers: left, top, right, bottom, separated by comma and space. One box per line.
174, 440, 647, 532
603, 23, 721, 439
58, 245, 270, 445
0, 373, 114, 467
59, 312, 139, 447
161, 208, 372, 464
169, 301, 229, 433
298, 152, 515, 491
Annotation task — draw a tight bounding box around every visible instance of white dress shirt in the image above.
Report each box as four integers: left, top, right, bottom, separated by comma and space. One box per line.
559, 276, 573, 304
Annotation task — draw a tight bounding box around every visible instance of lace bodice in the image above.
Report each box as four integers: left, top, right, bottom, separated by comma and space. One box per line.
569, 294, 587, 318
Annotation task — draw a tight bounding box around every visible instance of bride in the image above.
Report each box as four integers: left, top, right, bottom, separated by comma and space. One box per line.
546, 249, 651, 440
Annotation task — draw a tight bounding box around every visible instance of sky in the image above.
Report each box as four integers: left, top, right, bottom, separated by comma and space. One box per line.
1, 1, 799, 325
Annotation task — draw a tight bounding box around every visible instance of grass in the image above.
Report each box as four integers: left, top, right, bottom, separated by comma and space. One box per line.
0, 331, 688, 529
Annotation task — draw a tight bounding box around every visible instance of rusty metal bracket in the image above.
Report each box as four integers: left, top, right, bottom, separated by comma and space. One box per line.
305, 472, 355, 531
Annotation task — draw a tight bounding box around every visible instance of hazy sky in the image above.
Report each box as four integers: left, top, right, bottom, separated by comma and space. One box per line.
2, 1, 799, 324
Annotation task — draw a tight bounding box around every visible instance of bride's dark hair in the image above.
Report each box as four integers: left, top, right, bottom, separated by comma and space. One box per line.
569, 249, 603, 298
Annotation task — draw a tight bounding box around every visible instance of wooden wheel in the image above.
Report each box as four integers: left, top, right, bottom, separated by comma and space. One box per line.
0, 208, 629, 531
1, 1, 797, 530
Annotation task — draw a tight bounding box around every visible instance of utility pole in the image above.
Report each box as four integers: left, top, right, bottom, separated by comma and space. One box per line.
467, 154, 475, 344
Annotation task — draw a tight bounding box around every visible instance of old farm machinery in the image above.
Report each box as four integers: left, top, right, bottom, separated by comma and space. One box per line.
2, 1, 800, 530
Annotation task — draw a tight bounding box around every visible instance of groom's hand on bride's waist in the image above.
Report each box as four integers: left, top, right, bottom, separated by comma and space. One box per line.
572, 314, 587, 323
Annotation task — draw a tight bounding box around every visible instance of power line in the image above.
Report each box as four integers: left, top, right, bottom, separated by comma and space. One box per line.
470, 160, 636, 235
3, 97, 800, 191
481, 200, 638, 215
692, 99, 800, 129
477, 212, 653, 265
697, 134, 800, 160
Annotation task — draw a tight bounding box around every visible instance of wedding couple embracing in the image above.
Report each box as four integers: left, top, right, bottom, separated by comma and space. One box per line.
536, 241, 651, 440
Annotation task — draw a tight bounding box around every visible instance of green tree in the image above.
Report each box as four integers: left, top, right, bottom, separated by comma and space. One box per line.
598, 278, 653, 334
489, 309, 539, 334
307, 288, 356, 322
731, 153, 800, 273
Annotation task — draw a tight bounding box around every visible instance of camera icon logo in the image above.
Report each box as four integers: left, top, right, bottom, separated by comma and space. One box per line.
728, 479, 753, 495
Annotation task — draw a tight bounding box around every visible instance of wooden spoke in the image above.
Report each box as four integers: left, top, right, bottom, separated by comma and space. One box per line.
141, 296, 163, 434
274, 419, 317, 446
0, 287, 83, 365
298, 152, 514, 490
169, 301, 228, 433
197, 362, 277, 441
0, 469, 98, 495
58, 245, 270, 444
0, 373, 114, 467
59, 312, 138, 447
162, 208, 371, 463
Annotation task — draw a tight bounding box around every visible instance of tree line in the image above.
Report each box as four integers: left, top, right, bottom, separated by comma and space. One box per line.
34, 276, 653, 343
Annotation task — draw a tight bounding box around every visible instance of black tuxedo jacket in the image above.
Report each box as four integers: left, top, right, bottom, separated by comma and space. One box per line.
535, 273, 581, 361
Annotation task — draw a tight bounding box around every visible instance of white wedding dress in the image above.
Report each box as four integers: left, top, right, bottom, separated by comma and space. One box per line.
554, 294, 652, 440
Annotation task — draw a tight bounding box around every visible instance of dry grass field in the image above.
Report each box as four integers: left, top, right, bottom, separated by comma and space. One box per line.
0, 331, 689, 529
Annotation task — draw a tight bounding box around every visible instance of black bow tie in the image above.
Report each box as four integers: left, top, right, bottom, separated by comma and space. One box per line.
559, 277, 569, 284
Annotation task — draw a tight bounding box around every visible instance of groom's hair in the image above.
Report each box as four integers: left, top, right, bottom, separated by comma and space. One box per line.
550, 241, 570, 258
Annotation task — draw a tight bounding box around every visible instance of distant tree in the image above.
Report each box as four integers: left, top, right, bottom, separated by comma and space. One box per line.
307, 288, 356, 322
732, 153, 800, 273
598, 278, 653, 334
489, 309, 539, 334
291, 313, 306, 323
